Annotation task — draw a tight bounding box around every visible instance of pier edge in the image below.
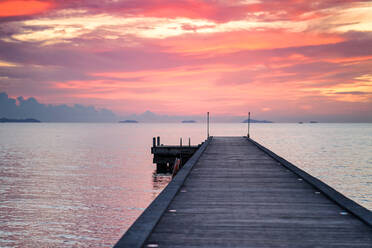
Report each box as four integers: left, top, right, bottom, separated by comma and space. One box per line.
113, 137, 212, 248
247, 137, 372, 226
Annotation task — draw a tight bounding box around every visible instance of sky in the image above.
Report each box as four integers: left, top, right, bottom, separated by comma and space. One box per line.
0, 0, 371, 122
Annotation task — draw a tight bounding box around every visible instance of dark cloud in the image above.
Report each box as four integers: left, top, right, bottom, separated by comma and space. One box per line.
0, 38, 183, 72
298, 33, 372, 58
334, 91, 371, 95
0, 92, 263, 122
0, 92, 117, 122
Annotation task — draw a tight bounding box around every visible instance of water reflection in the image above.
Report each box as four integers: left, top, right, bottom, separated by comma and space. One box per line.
152, 172, 172, 198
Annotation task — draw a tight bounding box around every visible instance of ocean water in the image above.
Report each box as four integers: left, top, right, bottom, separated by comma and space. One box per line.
0, 123, 371, 247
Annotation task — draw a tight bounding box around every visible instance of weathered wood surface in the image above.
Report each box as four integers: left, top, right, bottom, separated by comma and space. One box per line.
151, 146, 200, 156
144, 137, 372, 248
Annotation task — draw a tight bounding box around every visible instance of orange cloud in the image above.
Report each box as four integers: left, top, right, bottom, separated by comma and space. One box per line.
160, 30, 344, 55
0, 0, 53, 17
142, 1, 215, 19
303, 74, 372, 103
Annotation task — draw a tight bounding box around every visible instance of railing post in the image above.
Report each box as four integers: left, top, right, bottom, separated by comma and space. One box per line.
179, 138, 183, 162
157, 136, 160, 146
247, 112, 251, 138
207, 112, 210, 139
153, 137, 156, 147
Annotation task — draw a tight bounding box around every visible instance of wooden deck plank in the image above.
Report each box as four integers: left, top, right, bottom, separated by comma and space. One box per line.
144, 137, 372, 247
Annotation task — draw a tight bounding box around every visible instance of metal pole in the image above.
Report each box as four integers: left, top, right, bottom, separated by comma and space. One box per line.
180, 138, 182, 162
207, 112, 210, 139
189, 138, 191, 147
153, 137, 156, 147
247, 112, 251, 138
157, 136, 160, 146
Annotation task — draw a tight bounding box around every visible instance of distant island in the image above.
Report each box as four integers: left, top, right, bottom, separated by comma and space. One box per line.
309, 121, 318, 123
182, 120, 196, 123
119, 120, 138, 123
0, 118, 41, 123
242, 119, 272, 123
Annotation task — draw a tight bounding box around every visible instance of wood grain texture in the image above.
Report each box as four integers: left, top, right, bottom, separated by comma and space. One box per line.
145, 137, 372, 248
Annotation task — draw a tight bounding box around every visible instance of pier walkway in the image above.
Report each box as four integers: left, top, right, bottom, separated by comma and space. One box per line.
114, 137, 372, 248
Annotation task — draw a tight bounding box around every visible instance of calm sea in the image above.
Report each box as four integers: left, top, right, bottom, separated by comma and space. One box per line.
0, 123, 371, 247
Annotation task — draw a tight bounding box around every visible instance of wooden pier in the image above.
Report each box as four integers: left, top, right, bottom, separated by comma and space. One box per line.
114, 137, 372, 247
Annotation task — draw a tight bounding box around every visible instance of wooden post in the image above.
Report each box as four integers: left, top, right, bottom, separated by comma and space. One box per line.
179, 138, 183, 162
157, 136, 160, 146
153, 137, 156, 147
247, 112, 251, 138
189, 138, 191, 147
207, 112, 210, 139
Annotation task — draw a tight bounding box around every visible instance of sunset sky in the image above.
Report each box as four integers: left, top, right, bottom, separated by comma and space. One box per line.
0, 0, 371, 121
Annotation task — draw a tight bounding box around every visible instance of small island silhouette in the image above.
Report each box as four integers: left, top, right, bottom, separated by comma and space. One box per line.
182, 120, 196, 123
0, 118, 41, 123
119, 120, 138, 123
242, 119, 272, 123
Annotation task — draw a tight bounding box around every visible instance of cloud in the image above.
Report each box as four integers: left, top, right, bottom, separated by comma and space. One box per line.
334, 91, 371, 95
0, 0, 372, 122
0, 92, 117, 122
0, 0, 53, 18
3, 1, 371, 46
